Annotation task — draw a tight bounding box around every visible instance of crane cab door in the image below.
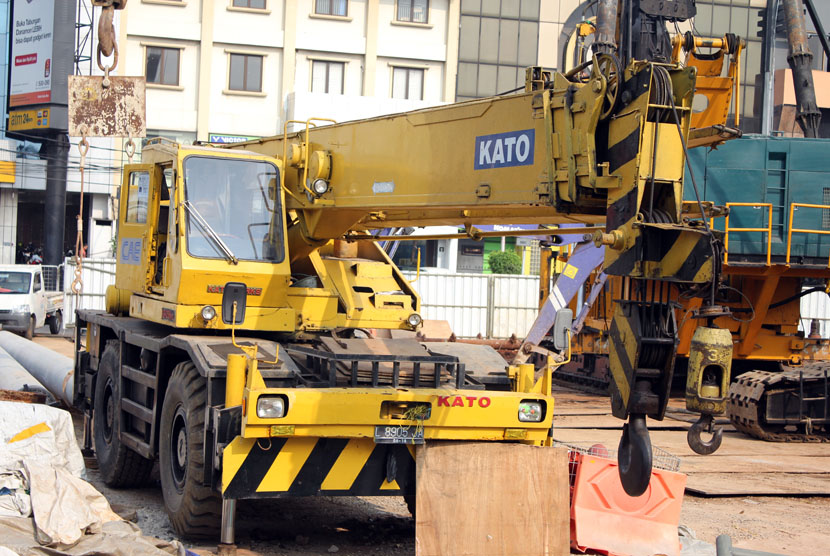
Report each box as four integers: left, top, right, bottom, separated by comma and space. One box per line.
117, 164, 163, 295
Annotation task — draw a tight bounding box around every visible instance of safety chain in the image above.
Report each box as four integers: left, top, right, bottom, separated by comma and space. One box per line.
125, 134, 136, 162
92, 0, 127, 87
72, 131, 90, 295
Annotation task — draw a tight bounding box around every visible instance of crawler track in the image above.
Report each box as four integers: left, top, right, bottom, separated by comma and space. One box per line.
727, 363, 830, 442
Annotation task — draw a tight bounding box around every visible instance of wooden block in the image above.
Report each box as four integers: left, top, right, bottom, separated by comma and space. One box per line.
415, 442, 569, 556
417, 320, 454, 341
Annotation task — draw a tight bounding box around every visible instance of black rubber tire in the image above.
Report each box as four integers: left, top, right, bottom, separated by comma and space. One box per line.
159, 361, 221, 539
23, 316, 35, 340
93, 341, 155, 487
404, 495, 416, 519
48, 311, 62, 335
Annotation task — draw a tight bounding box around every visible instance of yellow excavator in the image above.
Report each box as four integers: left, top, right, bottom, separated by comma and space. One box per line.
73, 0, 733, 545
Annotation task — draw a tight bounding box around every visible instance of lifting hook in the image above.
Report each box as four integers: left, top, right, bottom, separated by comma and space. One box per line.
687, 413, 723, 455
617, 413, 652, 497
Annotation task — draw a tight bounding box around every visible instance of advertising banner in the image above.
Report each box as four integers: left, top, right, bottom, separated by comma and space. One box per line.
9, 0, 55, 108
9, 107, 50, 131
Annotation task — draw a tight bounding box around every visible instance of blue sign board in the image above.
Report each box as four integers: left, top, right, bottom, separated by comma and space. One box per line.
474, 129, 535, 170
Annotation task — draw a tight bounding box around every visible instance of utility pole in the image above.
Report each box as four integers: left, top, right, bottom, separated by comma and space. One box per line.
43, 133, 70, 265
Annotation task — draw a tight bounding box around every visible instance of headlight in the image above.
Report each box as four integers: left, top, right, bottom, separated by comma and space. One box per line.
407, 313, 422, 328
13, 304, 30, 314
256, 396, 286, 419
311, 179, 329, 196
518, 400, 544, 422
201, 305, 216, 321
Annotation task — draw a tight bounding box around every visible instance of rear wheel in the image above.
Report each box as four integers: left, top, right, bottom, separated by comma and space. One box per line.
93, 341, 154, 487
23, 316, 35, 340
159, 361, 221, 538
404, 495, 416, 519
48, 311, 62, 335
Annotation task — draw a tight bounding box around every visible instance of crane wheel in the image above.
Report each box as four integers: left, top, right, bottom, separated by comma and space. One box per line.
93, 341, 154, 487
159, 361, 221, 538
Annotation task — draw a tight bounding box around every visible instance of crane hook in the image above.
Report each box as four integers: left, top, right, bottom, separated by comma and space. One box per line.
617, 413, 652, 497
687, 413, 723, 455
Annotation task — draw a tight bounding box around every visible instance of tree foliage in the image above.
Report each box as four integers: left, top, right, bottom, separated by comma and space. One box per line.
488, 250, 522, 274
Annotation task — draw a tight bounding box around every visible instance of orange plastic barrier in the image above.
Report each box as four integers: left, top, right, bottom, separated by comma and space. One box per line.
570, 452, 686, 556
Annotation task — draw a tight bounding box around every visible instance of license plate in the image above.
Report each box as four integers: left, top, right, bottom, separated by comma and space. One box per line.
374, 425, 424, 445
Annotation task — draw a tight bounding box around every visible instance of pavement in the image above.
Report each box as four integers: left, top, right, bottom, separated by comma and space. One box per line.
21, 331, 830, 555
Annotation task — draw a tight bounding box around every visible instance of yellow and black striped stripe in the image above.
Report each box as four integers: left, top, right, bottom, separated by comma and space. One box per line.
222, 437, 415, 499
600, 65, 716, 284
608, 305, 637, 420
607, 225, 715, 283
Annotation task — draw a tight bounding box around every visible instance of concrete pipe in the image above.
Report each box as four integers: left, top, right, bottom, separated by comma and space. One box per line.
0, 331, 74, 405
0, 345, 51, 399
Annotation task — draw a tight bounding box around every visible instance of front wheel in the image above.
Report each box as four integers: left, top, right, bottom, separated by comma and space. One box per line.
23, 315, 35, 340
159, 361, 221, 538
48, 311, 62, 335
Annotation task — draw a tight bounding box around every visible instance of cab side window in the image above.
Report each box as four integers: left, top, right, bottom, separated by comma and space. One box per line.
126, 171, 150, 224
33, 273, 42, 292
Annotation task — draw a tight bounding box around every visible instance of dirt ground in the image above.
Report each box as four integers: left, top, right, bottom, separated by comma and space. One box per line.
33, 333, 830, 555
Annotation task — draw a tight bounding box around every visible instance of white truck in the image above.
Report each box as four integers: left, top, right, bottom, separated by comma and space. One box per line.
0, 265, 64, 339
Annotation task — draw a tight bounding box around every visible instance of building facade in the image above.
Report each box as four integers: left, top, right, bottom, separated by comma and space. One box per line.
121, 0, 462, 144
3, 0, 827, 268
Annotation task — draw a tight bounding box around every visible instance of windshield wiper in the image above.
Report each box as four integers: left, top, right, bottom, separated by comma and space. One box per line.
182, 200, 238, 265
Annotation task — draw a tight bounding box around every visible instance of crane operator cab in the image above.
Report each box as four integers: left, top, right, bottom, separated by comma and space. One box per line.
106, 138, 421, 337
106, 140, 296, 332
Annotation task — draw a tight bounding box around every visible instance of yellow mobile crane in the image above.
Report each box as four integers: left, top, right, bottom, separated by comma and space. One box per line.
73, 0, 729, 545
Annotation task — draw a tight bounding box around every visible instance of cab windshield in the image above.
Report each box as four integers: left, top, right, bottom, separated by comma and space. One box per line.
0, 272, 31, 293
183, 156, 284, 262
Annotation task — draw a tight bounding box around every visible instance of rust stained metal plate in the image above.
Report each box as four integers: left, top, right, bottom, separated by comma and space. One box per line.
68, 75, 145, 138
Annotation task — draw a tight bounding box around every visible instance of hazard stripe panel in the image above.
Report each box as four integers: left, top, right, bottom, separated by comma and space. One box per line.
222, 436, 416, 499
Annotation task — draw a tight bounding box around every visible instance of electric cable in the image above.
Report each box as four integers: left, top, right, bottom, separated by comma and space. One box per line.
731, 286, 829, 313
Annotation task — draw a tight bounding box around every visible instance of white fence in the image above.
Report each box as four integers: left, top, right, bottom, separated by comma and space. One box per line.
58, 261, 540, 338
63, 258, 117, 327
59, 259, 829, 342
402, 271, 539, 338
801, 289, 830, 338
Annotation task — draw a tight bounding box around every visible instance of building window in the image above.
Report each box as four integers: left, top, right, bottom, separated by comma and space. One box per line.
145, 47, 180, 86
392, 67, 424, 100
311, 60, 345, 94
315, 0, 347, 16
456, 3, 540, 101
397, 0, 428, 24
232, 0, 265, 8
229, 53, 263, 92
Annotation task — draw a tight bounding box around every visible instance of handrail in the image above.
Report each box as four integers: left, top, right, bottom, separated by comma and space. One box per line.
281, 118, 337, 198
724, 203, 773, 266
786, 203, 830, 268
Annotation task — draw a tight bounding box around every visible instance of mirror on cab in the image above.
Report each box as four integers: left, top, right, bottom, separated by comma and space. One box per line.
551, 308, 573, 351
221, 282, 248, 324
